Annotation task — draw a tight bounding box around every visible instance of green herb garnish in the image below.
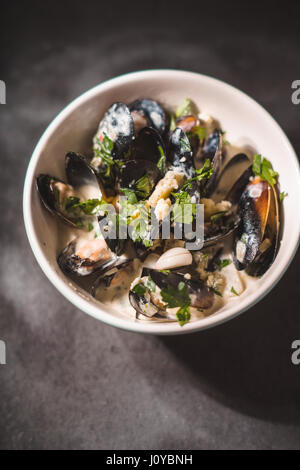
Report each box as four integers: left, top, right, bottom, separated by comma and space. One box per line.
212, 288, 222, 297
180, 134, 192, 153
161, 282, 191, 326
216, 259, 231, 270
231, 286, 239, 296
157, 145, 166, 174
192, 126, 207, 141
132, 283, 147, 296
135, 173, 152, 199
279, 191, 288, 202
145, 276, 156, 292
210, 211, 227, 223
175, 98, 198, 118
252, 154, 278, 187
88, 222, 94, 232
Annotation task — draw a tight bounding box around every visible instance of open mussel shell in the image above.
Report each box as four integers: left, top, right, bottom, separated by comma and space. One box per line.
130, 126, 166, 166
233, 177, 272, 271
203, 211, 241, 248
58, 238, 121, 277
91, 257, 133, 297
129, 99, 166, 135
93, 102, 134, 159
65, 152, 101, 195
245, 184, 279, 277
36, 174, 83, 228
97, 214, 126, 256
168, 127, 195, 178
118, 159, 162, 199
226, 165, 253, 205
129, 289, 161, 318
213, 153, 250, 202
146, 268, 214, 309
196, 129, 223, 196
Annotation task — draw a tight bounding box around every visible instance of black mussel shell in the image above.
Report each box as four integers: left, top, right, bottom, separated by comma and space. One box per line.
168, 127, 195, 178
36, 174, 81, 228
91, 257, 133, 297
65, 152, 101, 193
94, 102, 134, 159
213, 153, 250, 202
98, 214, 126, 256
130, 127, 166, 167
129, 99, 166, 135
198, 129, 223, 196
226, 165, 253, 205
233, 177, 271, 270
204, 211, 240, 248
118, 159, 162, 199
145, 268, 214, 309
245, 184, 279, 277
58, 239, 118, 277
129, 289, 160, 318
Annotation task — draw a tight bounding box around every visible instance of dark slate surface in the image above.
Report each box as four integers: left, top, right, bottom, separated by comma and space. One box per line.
1, 0, 300, 450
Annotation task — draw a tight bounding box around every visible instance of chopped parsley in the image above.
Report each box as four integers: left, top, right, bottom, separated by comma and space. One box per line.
180, 135, 192, 153
135, 173, 152, 199
168, 112, 177, 132
171, 159, 213, 225
93, 133, 114, 166
87, 222, 94, 232
145, 276, 156, 292
175, 98, 198, 118
252, 154, 278, 187
231, 286, 239, 296
119, 188, 138, 204
212, 288, 222, 297
66, 197, 107, 215
157, 145, 166, 174
216, 259, 231, 270
190, 126, 207, 141
132, 283, 147, 296
279, 191, 288, 202
181, 158, 213, 190
210, 211, 228, 223
160, 282, 191, 326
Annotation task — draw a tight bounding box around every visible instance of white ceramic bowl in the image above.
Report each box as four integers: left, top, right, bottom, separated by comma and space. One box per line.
23, 70, 300, 335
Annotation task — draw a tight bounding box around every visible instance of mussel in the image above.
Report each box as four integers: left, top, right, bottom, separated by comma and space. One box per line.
197, 129, 223, 196
118, 159, 162, 200
168, 127, 195, 178
130, 126, 166, 170
37, 152, 102, 229
129, 99, 166, 135
58, 238, 123, 277
233, 175, 279, 275
93, 102, 134, 160
90, 257, 133, 297
213, 153, 250, 202
137, 268, 214, 311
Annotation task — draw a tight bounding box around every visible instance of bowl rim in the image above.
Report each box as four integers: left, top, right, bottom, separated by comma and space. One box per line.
23, 69, 300, 335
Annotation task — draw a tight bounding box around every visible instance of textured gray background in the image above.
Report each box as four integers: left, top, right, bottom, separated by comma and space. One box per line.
1, 1, 300, 450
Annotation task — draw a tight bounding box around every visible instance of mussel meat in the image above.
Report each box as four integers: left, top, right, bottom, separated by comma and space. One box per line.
58, 238, 121, 276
